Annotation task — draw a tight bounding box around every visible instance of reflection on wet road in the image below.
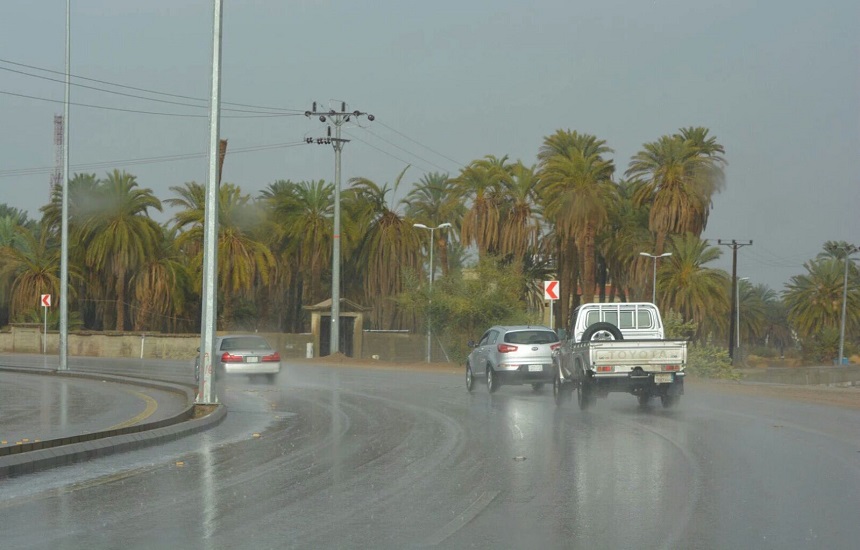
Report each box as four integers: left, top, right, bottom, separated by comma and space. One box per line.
1, 363, 859, 549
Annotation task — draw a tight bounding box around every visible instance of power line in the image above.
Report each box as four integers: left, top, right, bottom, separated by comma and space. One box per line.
0, 57, 304, 113
358, 126, 449, 172
0, 89, 296, 119
0, 65, 296, 115
0, 141, 307, 178
377, 120, 464, 168
344, 131, 435, 174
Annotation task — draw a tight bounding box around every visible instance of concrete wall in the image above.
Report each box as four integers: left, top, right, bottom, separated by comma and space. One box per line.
0, 326, 434, 363
740, 365, 860, 386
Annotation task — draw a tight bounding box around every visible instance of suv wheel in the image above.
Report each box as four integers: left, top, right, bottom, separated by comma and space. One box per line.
487, 366, 499, 393
465, 363, 474, 392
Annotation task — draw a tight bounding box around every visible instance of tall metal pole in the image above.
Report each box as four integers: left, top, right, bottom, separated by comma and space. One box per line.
197, 0, 224, 405
414, 223, 451, 363
331, 123, 343, 355
59, 0, 71, 371
305, 103, 374, 356
639, 252, 671, 304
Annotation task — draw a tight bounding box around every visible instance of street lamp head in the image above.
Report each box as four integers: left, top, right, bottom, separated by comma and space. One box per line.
660, 253, 672, 258
438, 222, 452, 229
639, 252, 651, 257
413, 223, 429, 230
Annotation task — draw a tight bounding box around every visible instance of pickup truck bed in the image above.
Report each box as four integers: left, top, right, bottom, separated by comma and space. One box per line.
553, 339, 687, 409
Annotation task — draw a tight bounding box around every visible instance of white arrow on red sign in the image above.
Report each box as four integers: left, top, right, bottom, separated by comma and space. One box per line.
40, 294, 51, 307
543, 280, 559, 301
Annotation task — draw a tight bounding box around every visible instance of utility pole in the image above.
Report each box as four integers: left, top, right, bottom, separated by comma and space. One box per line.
306, 102, 374, 355
718, 239, 753, 365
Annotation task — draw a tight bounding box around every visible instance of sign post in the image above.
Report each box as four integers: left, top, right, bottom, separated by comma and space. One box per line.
543, 281, 559, 329
40, 294, 51, 353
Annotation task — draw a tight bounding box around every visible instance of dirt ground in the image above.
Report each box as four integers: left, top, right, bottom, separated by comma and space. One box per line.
295, 355, 860, 411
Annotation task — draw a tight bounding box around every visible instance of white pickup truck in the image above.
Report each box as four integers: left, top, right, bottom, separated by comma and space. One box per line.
552, 302, 687, 409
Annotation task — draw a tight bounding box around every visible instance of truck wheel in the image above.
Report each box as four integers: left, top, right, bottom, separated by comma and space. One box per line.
577, 380, 594, 410
487, 366, 500, 394
661, 394, 679, 408
581, 322, 623, 342
465, 363, 474, 392
553, 371, 569, 406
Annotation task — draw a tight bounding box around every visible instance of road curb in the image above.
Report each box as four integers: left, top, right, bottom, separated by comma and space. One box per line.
0, 366, 227, 478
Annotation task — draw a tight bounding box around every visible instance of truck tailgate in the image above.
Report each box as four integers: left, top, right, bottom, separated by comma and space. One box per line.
587, 340, 686, 370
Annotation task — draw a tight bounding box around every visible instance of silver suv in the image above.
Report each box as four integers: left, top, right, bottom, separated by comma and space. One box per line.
466, 325, 560, 393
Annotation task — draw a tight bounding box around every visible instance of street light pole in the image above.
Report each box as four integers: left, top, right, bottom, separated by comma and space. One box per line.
414, 223, 452, 363
639, 252, 672, 304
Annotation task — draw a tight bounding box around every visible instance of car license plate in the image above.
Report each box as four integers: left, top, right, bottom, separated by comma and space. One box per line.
246, 356, 260, 363
528, 364, 543, 372
654, 373, 673, 384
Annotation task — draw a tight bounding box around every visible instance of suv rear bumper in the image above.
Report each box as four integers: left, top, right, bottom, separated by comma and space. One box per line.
494, 363, 554, 384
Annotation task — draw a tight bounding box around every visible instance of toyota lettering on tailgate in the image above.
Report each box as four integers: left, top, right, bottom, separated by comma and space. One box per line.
595, 348, 681, 361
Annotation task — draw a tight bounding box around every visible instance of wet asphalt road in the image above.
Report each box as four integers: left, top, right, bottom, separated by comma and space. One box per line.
1, 361, 859, 549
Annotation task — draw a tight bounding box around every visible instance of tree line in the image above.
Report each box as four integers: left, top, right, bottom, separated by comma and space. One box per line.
0, 127, 857, 364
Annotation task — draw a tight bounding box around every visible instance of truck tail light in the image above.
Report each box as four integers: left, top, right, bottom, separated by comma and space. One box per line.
263, 352, 281, 362
663, 364, 680, 371
550, 343, 561, 351
596, 366, 614, 372
497, 344, 518, 353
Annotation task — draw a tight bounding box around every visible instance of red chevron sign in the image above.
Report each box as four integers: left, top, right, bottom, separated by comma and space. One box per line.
544, 281, 559, 301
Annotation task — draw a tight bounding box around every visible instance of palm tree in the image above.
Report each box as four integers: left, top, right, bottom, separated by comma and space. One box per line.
259, 179, 333, 330
599, 179, 653, 302
453, 155, 510, 257
498, 162, 542, 261
402, 172, 463, 278
129, 225, 193, 332
77, 170, 163, 331
168, 182, 274, 329
784, 258, 858, 339
347, 169, 422, 329
538, 131, 616, 305
625, 129, 726, 254
660, 233, 730, 339
0, 223, 79, 322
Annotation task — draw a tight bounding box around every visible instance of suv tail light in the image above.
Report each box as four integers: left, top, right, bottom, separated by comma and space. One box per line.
550, 343, 561, 351
263, 352, 281, 362
497, 343, 518, 353
221, 352, 243, 362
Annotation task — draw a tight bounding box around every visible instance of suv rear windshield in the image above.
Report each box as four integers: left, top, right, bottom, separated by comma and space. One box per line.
503, 330, 559, 345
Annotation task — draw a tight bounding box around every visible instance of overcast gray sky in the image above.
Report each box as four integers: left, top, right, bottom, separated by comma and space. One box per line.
1, 0, 858, 292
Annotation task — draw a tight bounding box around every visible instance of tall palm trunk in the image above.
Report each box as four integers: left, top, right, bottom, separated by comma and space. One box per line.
115, 267, 126, 331
581, 223, 597, 304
